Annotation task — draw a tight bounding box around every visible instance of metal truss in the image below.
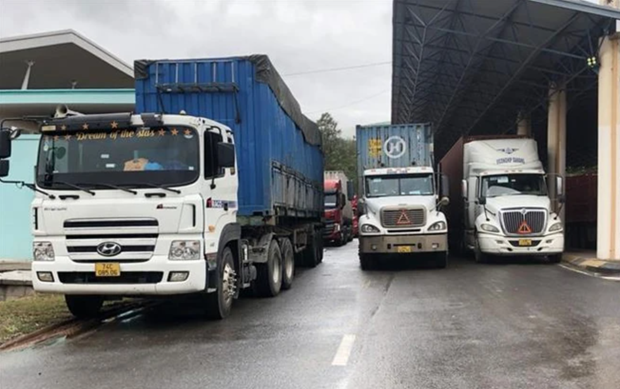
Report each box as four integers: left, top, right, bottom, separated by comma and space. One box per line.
392, 0, 619, 158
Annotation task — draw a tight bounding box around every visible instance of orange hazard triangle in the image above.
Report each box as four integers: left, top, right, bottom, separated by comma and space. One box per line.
396, 210, 411, 225
517, 220, 532, 234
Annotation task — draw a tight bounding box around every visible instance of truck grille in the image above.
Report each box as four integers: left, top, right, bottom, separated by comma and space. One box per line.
381, 208, 425, 228
501, 210, 546, 235
64, 218, 159, 262
58, 272, 163, 284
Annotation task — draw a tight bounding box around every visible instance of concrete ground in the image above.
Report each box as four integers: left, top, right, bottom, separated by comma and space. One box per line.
0, 241, 619, 389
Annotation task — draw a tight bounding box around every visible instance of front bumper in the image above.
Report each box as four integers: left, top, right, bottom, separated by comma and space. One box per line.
32, 255, 207, 296
359, 233, 447, 254
477, 232, 564, 255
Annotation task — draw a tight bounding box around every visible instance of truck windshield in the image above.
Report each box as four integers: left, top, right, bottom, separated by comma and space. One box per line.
481, 174, 547, 197
324, 193, 338, 208
366, 174, 434, 197
36, 127, 199, 189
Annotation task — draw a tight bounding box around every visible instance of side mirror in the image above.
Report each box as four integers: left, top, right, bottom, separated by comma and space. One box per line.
0, 160, 9, 178
216, 142, 235, 168
441, 174, 450, 198
438, 196, 450, 208
0, 130, 11, 159
357, 201, 366, 216
346, 181, 354, 201
461, 179, 468, 199
478, 196, 487, 206
555, 176, 564, 197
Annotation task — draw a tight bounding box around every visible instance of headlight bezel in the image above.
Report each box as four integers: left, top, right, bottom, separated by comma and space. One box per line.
428, 221, 447, 231
360, 224, 380, 234
168, 240, 201, 261
480, 223, 501, 233
548, 222, 563, 232
33, 242, 55, 262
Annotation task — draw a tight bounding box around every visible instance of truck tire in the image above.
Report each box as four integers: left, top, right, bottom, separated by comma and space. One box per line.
548, 253, 562, 264
474, 239, 488, 264
303, 230, 320, 268
347, 227, 354, 242
317, 232, 324, 263
359, 254, 374, 270
65, 295, 103, 319
280, 238, 295, 290
436, 252, 448, 269
205, 247, 236, 320
254, 239, 283, 297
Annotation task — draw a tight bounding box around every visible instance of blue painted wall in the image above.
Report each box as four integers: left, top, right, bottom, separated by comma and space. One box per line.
0, 135, 39, 260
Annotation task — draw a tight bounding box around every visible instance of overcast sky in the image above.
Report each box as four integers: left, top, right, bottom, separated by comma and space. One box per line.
0, 0, 393, 138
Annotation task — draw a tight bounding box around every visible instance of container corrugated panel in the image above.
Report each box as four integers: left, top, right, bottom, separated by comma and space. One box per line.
134, 58, 323, 218
356, 123, 433, 172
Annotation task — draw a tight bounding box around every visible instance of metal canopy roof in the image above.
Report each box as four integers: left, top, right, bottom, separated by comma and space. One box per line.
392, 0, 620, 157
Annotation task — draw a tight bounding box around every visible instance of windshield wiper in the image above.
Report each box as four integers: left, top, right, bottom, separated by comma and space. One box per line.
51, 181, 96, 196
121, 182, 181, 194
84, 182, 137, 195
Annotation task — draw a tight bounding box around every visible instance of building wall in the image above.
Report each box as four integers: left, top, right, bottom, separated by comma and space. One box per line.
0, 135, 39, 260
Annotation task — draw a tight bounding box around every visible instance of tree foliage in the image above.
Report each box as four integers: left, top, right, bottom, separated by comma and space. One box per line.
317, 113, 358, 193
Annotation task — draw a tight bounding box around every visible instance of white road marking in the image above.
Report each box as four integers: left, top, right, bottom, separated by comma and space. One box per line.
332, 334, 356, 366
559, 264, 620, 281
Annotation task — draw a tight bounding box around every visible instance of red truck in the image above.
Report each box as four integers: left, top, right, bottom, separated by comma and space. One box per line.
324, 171, 354, 246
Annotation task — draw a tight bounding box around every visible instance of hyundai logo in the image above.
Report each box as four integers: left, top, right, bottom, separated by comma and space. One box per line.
97, 242, 122, 257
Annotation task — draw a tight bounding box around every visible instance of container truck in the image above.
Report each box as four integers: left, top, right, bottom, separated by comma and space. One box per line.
323, 171, 354, 246
439, 136, 565, 263
355, 124, 450, 270
0, 55, 324, 319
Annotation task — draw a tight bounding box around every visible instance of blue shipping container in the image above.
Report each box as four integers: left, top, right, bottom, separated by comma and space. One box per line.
134, 56, 324, 219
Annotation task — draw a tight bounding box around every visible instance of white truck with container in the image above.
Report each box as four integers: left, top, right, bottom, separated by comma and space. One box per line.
355, 123, 450, 269
0, 56, 324, 319
439, 136, 565, 262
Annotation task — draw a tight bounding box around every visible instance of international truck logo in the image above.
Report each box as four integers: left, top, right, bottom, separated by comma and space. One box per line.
384, 136, 407, 159
97, 242, 122, 257
396, 210, 412, 225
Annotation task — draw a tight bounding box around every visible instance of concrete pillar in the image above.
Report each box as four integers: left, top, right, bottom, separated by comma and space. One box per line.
517, 113, 531, 137
597, 31, 620, 261
547, 82, 567, 218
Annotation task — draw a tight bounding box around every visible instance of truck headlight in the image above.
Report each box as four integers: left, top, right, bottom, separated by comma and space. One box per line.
549, 222, 563, 232
361, 224, 380, 233
33, 242, 55, 261
480, 223, 500, 233
169, 241, 201, 260
428, 221, 447, 231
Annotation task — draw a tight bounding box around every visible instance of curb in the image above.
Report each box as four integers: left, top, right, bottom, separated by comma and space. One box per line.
561, 253, 620, 276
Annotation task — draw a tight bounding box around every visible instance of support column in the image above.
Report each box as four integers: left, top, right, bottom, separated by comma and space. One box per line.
547, 82, 567, 219
517, 112, 531, 137
597, 31, 620, 261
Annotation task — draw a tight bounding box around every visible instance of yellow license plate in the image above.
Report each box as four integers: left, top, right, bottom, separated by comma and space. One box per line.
95, 263, 120, 277
397, 246, 412, 253
518, 239, 532, 247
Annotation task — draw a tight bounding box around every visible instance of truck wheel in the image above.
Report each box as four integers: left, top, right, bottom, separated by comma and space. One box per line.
255, 239, 283, 297
347, 227, 354, 242
205, 247, 236, 320
65, 295, 103, 319
317, 232, 324, 263
474, 238, 487, 264
548, 253, 562, 264
303, 231, 320, 268
436, 252, 448, 269
360, 254, 374, 270
280, 238, 295, 290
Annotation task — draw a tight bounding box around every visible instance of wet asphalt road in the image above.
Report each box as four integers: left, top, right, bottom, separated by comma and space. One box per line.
1, 241, 619, 389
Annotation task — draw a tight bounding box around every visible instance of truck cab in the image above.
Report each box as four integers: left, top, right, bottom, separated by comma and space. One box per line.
357, 166, 449, 269
323, 171, 353, 246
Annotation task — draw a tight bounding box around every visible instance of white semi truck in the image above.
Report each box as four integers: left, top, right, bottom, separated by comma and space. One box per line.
355, 124, 450, 269
0, 56, 325, 319
439, 136, 565, 262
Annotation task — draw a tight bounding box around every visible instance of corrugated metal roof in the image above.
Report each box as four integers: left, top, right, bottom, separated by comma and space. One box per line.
392, 0, 620, 158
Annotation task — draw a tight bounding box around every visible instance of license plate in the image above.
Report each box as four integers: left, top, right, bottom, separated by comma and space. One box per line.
95, 263, 120, 277
397, 246, 412, 253
518, 239, 532, 247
